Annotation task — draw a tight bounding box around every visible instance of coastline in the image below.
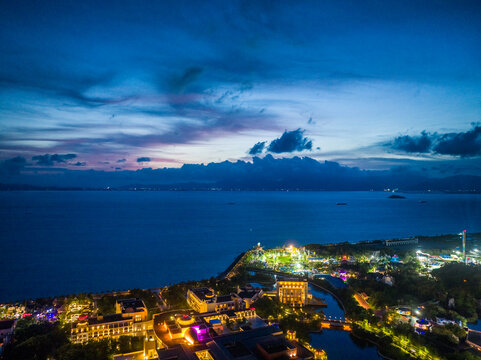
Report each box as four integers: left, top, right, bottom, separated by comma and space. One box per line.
2, 231, 480, 304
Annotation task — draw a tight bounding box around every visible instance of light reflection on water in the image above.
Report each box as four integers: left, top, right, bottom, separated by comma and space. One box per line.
310, 331, 382, 360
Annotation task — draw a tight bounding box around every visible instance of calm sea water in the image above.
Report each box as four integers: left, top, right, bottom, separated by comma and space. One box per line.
1, 191, 480, 302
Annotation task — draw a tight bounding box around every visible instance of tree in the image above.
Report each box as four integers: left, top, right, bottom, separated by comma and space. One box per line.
2, 322, 68, 360
55, 340, 113, 360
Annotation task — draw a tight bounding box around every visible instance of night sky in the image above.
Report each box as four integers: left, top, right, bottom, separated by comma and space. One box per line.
1, 0, 481, 182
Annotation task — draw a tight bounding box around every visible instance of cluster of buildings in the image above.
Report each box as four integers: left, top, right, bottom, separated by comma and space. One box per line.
66, 280, 316, 360
185, 279, 313, 312
0, 303, 26, 320
393, 306, 464, 336
156, 326, 314, 360
159, 308, 260, 344
0, 301, 60, 323
154, 282, 323, 360
165, 285, 266, 343
187, 285, 264, 315
0, 271, 313, 360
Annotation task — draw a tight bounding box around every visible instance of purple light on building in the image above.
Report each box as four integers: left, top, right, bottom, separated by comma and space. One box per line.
191, 324, 210, 342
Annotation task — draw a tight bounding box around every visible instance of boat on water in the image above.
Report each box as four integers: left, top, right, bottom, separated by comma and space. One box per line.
336, 202, 347, 205
388, 194, 406, 199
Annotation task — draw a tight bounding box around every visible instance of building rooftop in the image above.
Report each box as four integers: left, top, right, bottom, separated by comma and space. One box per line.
237, 285, 261, 300
276, 277, 307, 283
217, 295, 235, 303
257, 338, 294, 354
191, 288, 215, 301
190, 288, 243, 305
85, 313, 132, 326
223, 341, 252, 358
117, 298, 146, 312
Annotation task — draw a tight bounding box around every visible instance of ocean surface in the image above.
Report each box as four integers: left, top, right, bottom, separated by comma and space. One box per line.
1, 191, 481, 302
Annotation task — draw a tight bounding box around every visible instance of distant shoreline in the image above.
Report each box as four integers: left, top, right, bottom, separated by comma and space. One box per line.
0, 185, 480, 194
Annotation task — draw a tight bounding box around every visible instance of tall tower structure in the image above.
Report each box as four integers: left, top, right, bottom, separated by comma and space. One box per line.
462, 230, 467, 265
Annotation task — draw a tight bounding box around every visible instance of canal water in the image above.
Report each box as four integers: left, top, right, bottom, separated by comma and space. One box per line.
469, 320, 481, 331
312, 274, 347, 289
310, 287, 382, 359
311, 287, 345, 320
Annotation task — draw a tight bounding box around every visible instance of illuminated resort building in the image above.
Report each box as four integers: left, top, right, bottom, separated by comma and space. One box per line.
276, 279, 310, 307
384, 238, 418, 247
70, 313, 152, 344
162, 314, 197, 341
71, 298, 151, 344
187, 288, 247, 313
115, 298, 148, 322
160, 309, 260, 343
202, 308, 257, 328
157, 326, 302, 360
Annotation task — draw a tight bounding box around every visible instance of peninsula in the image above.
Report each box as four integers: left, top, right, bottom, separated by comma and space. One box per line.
1, 232, 481, 360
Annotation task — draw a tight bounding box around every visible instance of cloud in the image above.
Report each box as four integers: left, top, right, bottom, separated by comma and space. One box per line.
433, 125, 481, 157
267, 129, 313, 153
2, 2, 480, 168
116, 159, 126, 163
391, 131, 432, 153
2, 155, 480, 191
389, 125, 481, 158
169, 67, 204, 93
0, 59, 132, 108
248, 141, 266, 155
0, 156, 27, 176
136, 157, 151, 162
73, 161, 86, 166
31, 153, 77, 166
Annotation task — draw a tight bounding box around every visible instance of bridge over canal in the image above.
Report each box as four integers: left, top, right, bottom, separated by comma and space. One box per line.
319, 318, 352, 331
468, 329, 481, 351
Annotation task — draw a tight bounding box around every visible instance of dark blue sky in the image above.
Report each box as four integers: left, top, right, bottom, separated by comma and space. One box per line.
1, 0, 481, 176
